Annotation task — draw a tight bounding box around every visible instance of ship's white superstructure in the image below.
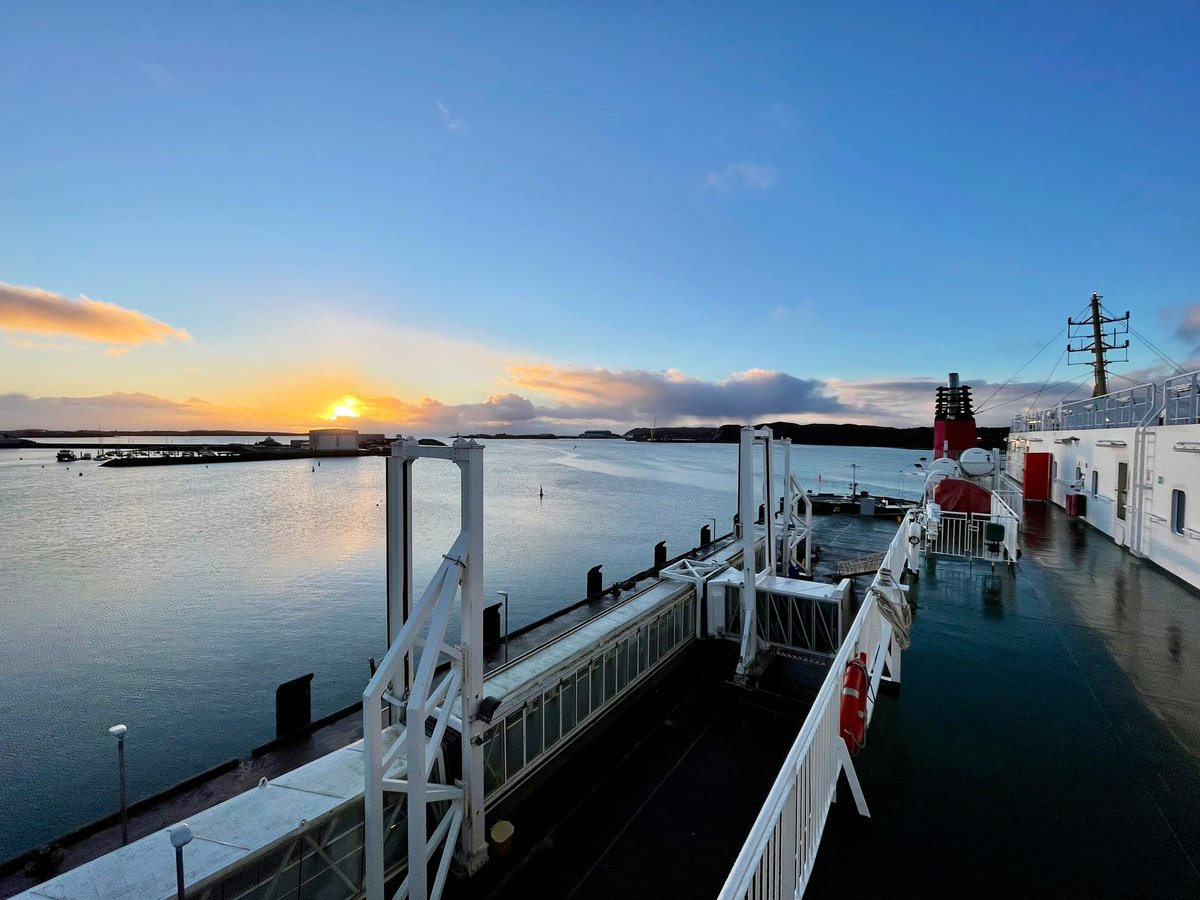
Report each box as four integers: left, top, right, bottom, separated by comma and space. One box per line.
1006, 368, 1200, 589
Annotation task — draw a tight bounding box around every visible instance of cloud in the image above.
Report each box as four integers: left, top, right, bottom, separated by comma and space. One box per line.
0, 392, 300, 432
704, 161, 778, 192
0, 282, 192, 347
1172, 302, 1200, 342
508, 365, 855, 423
436, 101, 468, 134
764, 102, 798, 129
137, 62, 175, 84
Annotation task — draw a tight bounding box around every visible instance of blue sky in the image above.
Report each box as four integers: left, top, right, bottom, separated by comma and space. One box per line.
2, 2, 1198, 432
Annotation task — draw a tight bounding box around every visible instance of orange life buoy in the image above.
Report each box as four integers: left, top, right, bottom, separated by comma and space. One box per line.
839, 652, 869, 754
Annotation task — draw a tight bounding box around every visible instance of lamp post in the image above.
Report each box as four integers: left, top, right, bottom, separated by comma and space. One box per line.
108, 724, 128, 845
496, 591, 509, 663
169, 823, 192, 900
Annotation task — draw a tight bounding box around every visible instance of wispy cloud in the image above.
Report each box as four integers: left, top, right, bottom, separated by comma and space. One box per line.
137, 62, 175, 84
704, 161, 778, 192
0, 282, 191, 347
1171, 302, 1200, 344
436, 101, 469, 134
764, 102, 798, 129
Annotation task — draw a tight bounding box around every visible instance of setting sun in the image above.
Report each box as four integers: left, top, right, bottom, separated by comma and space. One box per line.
325, 395, 362, 420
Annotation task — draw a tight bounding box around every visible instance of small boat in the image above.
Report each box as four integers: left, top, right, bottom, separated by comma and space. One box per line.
55, 449, 76, 462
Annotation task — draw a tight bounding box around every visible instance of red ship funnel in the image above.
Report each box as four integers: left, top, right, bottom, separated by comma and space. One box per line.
933, 372, 978, 460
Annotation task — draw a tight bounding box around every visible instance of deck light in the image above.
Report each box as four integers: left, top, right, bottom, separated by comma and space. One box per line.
169, 824, 192, 900
108, 724, 129, 845
477, 696, 502, 725
496, 591, 509, 663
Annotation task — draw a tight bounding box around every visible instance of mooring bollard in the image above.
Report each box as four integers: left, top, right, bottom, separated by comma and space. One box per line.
587, 565, 603, 597
108, 724, 128, 845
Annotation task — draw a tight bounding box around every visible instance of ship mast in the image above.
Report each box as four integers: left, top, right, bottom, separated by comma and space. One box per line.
1068, 292, 1130, 397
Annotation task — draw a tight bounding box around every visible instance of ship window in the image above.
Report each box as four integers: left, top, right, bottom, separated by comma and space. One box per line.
603, 648, 617, 701
544, 687, 561, 749
576, 669, 590, 721
1172, 490, 1186, 535
483, 726, 504, 794
505, 713, 525, 777
525, 696, 543, 761
1117, 463, 1129, 521
1091, 471, 1099, 497
561, 679, 577, 734
590, 658, 604, 711
616, 639, 629, 692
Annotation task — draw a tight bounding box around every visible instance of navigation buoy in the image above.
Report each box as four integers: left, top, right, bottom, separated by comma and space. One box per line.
539, 486, 544, 499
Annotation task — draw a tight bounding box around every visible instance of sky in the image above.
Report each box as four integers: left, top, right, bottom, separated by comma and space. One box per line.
2, 2, 1199, 434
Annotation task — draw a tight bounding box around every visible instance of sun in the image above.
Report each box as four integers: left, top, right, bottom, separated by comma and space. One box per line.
325, 395, 362, 420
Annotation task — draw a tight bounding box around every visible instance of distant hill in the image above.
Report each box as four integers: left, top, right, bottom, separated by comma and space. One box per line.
711, 422, 1009, 450
622, 426, 719, 442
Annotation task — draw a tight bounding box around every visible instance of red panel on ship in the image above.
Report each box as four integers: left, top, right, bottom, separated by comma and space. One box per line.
934, 478, 992, 514
933, 419, 978, 460
1024, 452, 1051, 501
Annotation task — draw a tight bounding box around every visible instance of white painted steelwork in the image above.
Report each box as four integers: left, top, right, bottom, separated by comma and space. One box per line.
717, 512, 915, 900
363, 437, 487, 900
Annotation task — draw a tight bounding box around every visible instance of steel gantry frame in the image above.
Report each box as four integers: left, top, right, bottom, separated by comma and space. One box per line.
736, 426, 775, 681
363, 438, 488, 900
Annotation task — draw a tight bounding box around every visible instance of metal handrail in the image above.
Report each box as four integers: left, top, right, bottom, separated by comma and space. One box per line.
1011, 368, 1200, 433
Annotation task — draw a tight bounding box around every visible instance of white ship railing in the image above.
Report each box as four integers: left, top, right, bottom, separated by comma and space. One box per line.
718, 512, 914, 900
1165, 371, 1200, 425
1010, 368, 1200, 433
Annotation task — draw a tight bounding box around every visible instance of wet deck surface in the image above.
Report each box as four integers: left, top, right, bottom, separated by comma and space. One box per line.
811, 502, 1200, 897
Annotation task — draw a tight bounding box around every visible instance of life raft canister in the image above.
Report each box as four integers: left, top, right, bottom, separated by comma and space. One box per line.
839, 652, 869, 754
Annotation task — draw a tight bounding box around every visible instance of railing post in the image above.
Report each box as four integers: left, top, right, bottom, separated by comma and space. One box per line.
455, 440, 489, 875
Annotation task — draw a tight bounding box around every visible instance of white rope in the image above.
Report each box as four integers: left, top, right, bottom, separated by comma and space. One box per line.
868, 581, 913, 651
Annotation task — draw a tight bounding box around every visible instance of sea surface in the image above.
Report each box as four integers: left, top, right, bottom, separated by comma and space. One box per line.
0, 437, 924, 861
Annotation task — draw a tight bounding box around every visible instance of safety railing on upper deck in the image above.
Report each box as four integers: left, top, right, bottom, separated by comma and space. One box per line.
1010, 369, 1200, 433
718, 512, 915, 900
923, 492, 1018, 565
1165, 371, 1200, 425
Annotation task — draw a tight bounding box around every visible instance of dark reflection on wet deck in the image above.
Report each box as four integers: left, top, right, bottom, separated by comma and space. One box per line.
810, 502, 1200, 897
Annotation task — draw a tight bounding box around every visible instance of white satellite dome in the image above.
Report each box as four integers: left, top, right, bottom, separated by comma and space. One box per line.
958, 448, 995, 477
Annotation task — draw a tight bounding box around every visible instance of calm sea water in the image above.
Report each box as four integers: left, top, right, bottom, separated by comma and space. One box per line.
0, 438, 923, 861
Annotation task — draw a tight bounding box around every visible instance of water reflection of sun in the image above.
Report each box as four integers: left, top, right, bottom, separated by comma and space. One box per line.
325, 395, 362, 420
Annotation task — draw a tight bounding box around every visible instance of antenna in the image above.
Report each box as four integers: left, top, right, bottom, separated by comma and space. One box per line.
1068, 292, 1129, 397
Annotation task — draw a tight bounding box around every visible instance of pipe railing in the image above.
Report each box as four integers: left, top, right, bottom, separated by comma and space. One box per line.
1009, 368, 1200, 433
718, 512, 915, 900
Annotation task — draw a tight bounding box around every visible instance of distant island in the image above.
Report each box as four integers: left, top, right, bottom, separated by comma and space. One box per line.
4, 423, 1010, 452
625, 422, 1009, 450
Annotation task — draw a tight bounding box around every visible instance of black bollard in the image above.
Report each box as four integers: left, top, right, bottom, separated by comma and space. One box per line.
653, 540, 667, 573
700, 525, 712, 545
757, 504, 765, 524
587, 565, 603, 598
275, 673, 314, 738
